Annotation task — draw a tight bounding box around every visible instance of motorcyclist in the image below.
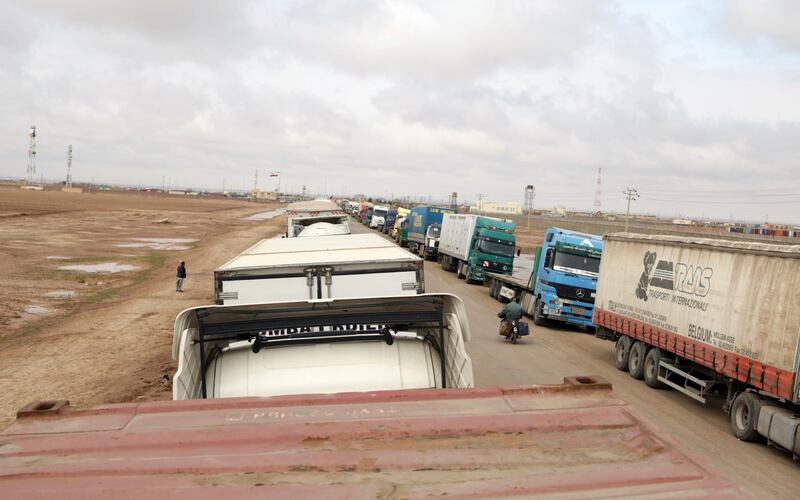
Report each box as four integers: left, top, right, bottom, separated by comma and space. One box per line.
497, 296, 523, 337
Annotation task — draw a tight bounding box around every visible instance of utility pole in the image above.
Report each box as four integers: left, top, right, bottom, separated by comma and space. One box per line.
26, 126, 37, 185
623, 187, 639, 232
66, 145, 73, 188
524, 185, 535, 232
594, 167, 602, 215
162, 175, 165, 193
252, 170, 258, 199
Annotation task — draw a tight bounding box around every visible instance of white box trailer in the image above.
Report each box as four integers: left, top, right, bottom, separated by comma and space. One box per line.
594, 233, 800, 455
439, 214, 478, 261
172, 294, 474, 400
286, 200, 350, 237
214, 233, 423, 305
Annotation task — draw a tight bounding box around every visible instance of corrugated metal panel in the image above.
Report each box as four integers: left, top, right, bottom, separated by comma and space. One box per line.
0, 378, 749, 497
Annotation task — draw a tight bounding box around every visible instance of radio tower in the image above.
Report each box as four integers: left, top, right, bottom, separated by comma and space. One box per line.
594, 167, 602, 215
524, 185, 535, 232
66, 145, 73, 188
26, 126, 37, 185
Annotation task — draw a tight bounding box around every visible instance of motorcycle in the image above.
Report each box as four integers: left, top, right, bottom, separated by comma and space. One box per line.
497, 316, 530, 344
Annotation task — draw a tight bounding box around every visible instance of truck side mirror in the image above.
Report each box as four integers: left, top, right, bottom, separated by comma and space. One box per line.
545, 248, 554, 268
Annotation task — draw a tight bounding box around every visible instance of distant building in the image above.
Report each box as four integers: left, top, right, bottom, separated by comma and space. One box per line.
468, 200, 523, 215
672, 218, 694, 226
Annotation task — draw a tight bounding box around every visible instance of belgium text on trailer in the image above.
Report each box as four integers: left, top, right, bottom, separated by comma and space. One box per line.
594, 233, 800, 456
172, 294, 474, 400
214, 233, 424, 305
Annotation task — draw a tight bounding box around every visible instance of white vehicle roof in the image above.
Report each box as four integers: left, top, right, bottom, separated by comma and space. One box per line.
218, 233, 419, 271
287, 200, 340, 212
297, 222, 350, 237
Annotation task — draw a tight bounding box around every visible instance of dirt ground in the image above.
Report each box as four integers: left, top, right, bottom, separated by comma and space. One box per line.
0, 185, 284, 428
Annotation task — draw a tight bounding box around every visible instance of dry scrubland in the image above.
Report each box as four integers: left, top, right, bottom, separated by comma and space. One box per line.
0, 185, 283, 428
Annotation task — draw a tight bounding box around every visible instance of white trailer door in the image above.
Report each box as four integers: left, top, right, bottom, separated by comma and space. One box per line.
221, 277, 314, 304
328, 271, 419, 298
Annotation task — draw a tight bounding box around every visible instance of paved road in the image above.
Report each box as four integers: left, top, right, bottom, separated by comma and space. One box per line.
352, 219, 798, 498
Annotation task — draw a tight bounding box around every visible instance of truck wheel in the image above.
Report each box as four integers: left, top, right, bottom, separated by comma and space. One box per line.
643, 347, 665, 388
489, 280, 499, 299
628, 341, 647, 380
730, 393, 763, 442
614, 336, 632, 371
457, 262, 466, 279
466, 266, 476, 283
532, 297, 547, 326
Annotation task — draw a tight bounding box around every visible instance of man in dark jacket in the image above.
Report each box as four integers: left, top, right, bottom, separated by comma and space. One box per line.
176, 261, 186, 292
497, 296, 523, 337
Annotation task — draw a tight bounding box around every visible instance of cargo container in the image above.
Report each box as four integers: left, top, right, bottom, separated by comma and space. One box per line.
407, 206, 455, 260
594, 233, 800, 455
214, 233, 423, 305
439, 214, 516, 283
2, 377, 748, 497
285, 200, 349, 237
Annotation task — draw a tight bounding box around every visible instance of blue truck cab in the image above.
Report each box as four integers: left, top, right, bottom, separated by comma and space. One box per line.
383, 208, 398, 234
530, 227, 603, 328
407, 206, 455, 260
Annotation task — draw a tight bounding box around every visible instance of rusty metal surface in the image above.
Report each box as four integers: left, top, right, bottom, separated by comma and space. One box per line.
0, 377, 749, 498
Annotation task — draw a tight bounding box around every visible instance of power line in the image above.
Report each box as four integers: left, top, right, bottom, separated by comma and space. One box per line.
623, 187, 639, 232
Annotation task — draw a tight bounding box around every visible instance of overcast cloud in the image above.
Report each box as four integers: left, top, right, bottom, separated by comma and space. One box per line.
1, 0, 798, 221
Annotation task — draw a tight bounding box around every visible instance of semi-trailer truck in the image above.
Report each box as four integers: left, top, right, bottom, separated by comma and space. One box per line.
285, 200, 350, 237
594, 232, 800, 456
213, 233, 423, 305
382, 207, 398, 234
396, 217, 410, 247
439, 214, 516, 283
407, 206, 454, 260
391, 207, 410, 239
486, 227, 602, 329
370, 204, 389, 230
364, 206, 374, 225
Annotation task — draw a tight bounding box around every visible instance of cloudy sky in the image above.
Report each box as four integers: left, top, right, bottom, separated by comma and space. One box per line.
1, 1, 798, 221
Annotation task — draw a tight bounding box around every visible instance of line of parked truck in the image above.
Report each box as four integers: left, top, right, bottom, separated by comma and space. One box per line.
1, 198, 794, 493
352, 199, 800, 458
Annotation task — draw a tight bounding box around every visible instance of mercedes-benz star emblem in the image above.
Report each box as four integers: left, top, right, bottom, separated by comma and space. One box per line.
576, 289, 585, 298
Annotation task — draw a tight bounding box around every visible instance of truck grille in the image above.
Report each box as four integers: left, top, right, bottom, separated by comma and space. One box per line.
543, 281, 595, 303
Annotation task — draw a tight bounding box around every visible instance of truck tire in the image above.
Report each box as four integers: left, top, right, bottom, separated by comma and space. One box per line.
614, 336, 632, 371
532, 297, 547, 326
466, 266, 476, 283
489, 279, 499, 299
628, 341, 647, 380
643, 347, 665, 388
730, 392, 763, 442
457, 262, 466, 279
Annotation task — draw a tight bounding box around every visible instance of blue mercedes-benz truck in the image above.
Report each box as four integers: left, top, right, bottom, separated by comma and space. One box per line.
382, 208, 398, 234
484, 227, 602, 329
407, 206, 455, 260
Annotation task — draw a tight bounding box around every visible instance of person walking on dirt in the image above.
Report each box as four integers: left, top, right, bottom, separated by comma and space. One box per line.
176, 261, 187, 292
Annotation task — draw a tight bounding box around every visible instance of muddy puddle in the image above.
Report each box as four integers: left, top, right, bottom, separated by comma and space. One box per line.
246, 209, 285, 221
44, 290, 77, 298
59, 262, 141, 273
115, 238, 197, 250
25, 305, 51, 314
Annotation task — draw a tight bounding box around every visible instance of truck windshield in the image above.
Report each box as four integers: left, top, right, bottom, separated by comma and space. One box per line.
427, 226, 441, 237
477, 239, 515, 258
553, 252, 600, 277
374, 209, 387, 217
